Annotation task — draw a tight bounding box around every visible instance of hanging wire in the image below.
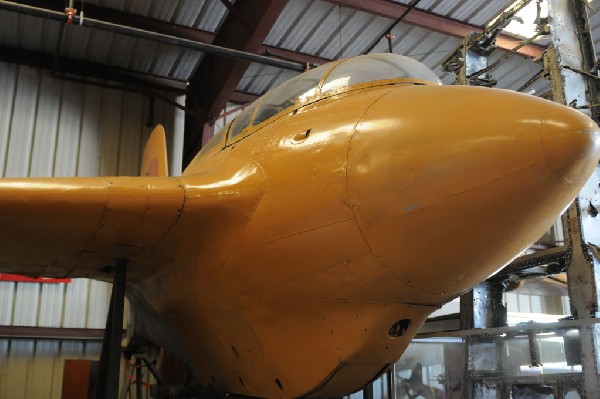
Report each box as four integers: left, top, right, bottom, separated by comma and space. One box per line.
363, 0, 424, 54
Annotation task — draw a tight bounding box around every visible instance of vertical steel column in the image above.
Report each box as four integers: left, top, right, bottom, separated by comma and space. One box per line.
444, 34, 497, 87
388, 363, 397, 399
95, 258, 129, 399
135, 358, 143, 399
471, 282, 507, 329
546, 0, 600, 397
460, 282, 507, 398
362, 383, 374, 399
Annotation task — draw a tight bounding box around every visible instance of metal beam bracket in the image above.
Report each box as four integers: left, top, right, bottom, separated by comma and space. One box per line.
442, 0, 538, 86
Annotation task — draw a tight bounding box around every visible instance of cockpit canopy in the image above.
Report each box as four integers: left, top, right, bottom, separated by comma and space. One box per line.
228, 54, 440, 142
195, 54, 439, 149
187, 54, 441, 171
321, 53, 441, 94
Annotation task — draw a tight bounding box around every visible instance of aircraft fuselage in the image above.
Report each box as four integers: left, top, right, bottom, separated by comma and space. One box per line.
132, 77, 600, 397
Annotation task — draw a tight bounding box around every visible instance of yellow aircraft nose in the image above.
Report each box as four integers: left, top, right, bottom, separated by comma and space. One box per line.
347, 86, 600, 301
540, 109, 600, 183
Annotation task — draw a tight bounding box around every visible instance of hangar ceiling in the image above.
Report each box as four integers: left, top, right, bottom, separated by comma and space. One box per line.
1, 0, 599, 163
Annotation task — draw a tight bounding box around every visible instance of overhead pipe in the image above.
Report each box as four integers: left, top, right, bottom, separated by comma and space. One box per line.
0, 0, 306, 73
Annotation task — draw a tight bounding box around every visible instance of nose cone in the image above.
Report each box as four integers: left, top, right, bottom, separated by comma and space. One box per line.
347, 86, 600, 302
541, 109, 600, 183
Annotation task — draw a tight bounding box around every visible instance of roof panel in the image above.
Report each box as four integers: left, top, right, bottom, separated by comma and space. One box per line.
299, 6, 342, 56
19, 15, 43, 53
392, 0, 513, 27
0, 10, 20, 49
151, 44, 182, 77
318, 8, 378, 59
173, 0, 207, 27
265, 0, 310, 47
193, 0, 229, 32
237, 63, 262, 93
62, 25, 94, 61
170, 50, 204, 80
128, 39, 160, 73
236, 63, 298, 95
127, 0, 152, 16
418, 0, 446, 11
148, 0, 178, 22
588, 0, 600, 55
418, 36, 462, 72
105, 34, 137, 70
448, 1, 487, 24
86, 30, 116, 65
81, 0, 228, 32
465, 0, 512, 26
337, 12, 384, 57
492, 51, 547, 92
0, 9, 202, 82
418, 0, 458, 17
100, 0, 126, 12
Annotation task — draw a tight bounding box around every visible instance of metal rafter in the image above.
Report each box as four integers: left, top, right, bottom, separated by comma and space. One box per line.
0, 44, 188, 92
10, 0, 215, 43
0, 44, 255, 110
183, 0, 288, 164
8, 0, 330, 67
325, 0, 544, 58
0, 0, 303, 73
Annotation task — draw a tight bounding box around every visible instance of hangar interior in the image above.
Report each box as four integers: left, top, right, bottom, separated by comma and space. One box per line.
0, 0, 599, 398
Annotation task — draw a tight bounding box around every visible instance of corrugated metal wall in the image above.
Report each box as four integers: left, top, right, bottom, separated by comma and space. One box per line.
0, 61, 184, 398
0, 280, 113, 329
0, 340, 103, 398
0, 62, 183, 178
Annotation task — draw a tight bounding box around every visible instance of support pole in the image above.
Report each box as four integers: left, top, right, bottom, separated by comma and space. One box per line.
135, 358, 143, 399
460, 282, 507, 398
362, 382, 374, 399
388, 364, 397, 399
96, 258, 128, 399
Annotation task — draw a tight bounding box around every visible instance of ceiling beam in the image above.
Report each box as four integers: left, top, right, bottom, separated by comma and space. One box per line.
11, 0, 215, 43
0, 43, 266, 107
2, 0, 302, 72
229, 90, 260, 104
0, 45, 188, 93
325, 0, 544, 58
183, 0, 288, 165
9, 0, 330, 86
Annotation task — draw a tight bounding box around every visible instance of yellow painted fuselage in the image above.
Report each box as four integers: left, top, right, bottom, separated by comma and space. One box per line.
135, 84, 598, 397
0, 54, 599, 398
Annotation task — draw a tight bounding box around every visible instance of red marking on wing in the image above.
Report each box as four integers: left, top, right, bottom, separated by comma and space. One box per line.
0, 274, 71, 283
147, 158, 159, 177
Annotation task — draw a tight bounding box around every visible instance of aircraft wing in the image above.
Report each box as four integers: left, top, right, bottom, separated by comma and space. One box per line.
0, 176, 184, 280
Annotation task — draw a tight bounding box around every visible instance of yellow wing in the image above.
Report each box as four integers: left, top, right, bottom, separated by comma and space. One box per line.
0, 176, 184, 280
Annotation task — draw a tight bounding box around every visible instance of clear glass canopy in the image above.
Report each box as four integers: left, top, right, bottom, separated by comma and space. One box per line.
228, 53, 440, 142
